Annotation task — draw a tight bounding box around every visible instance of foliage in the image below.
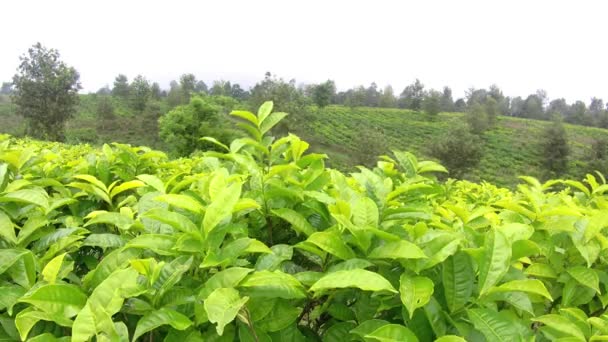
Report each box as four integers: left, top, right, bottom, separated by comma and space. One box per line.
2, 104, 608, 341
466, 102, 490, 135
249, 72, 308, 115
430, 123, 484, 178
399, 78, 426, 110
158, 96, 237, 157
542, 118, 569, 176
311, 80, 336, 108
11, 43, 81, 141
129, 75, 151, 112
589, 138, 608, 176
422, 90, 442, 119
112, 74, 130, 99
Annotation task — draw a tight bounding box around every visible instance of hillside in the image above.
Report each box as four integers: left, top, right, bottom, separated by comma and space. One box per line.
0, 97, 607, 187
295, 105, 608, 187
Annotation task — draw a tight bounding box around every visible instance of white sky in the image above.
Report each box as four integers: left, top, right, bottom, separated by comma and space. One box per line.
2, 0, 606, 103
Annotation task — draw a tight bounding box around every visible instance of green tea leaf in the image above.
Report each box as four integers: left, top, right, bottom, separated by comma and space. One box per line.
133, 307, 192, 342
204, 288, 248, 336
310, 269, 397, 294
399, 274, 434, 318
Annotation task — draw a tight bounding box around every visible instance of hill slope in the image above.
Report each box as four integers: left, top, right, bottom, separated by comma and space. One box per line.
1, 96, 607, 187
294, 105, 608, 187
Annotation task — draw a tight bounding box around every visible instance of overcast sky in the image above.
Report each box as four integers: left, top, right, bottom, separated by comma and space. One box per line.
2, 0, 606, 102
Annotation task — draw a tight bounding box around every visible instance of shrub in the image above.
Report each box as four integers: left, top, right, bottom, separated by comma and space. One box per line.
429, 122, 484, 178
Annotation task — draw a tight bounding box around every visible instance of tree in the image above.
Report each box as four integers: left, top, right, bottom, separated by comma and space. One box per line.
96, 85, 111, 96
112, 74, 130, 98
312, 80, 336, 108
210, 80, 230, 96
0, 82, 12, 95
345, 86, 367, 108
541, 118, 569, 176
158, 97, 235, 156
429, 123, 483, 178
230, 83, 248, 100
399, 79, 425, 110
167, 81, 182, 107
195, 80, 208, 93
547, 98, 569, 118
440, 86, 455, 112
509, 96, 525, 117
249, 72, 307, 115
129, 75, 151, 111
150, 82, 162, 100
180, 73, 197, 102
354, 127, 388, 167
522, 94, 544, 120
11, 43, 81, 141
96, 96, 115, 130
422, 90, 442, 119
465, 102, 489, 134
454, 98, 467, 112
379, 85, 396, 108
588, 138, 608, 176
365, 82, 380, 107
484, 96, 499, 127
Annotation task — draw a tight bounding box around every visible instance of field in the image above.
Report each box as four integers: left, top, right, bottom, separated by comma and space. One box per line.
1, 104, 608, 341
1, 98, 607, 188
297, 105, 608, 187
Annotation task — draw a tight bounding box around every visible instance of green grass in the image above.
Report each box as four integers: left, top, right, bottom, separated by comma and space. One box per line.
294, 105, 608, 187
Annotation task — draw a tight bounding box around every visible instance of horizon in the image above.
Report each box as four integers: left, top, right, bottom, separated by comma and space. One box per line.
2, 0, 607, 104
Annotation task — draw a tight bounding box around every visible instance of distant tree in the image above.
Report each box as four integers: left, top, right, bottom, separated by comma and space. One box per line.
167, 80, 182, 107
440, 86, 455, 112
399, 79, 425, 110
96, 96, 115, 130
422, 90, 442, 119
465, 87, 488, 106
567, 101, 587, 125
180, 73, 197, 102
345, 86, 367, 108
249, 72, 307, 115
11, 43, 81, 141
112, 74, 130, 98
484, 96, 499, 127
522, 94, 544, 120
588, 138, 608, 176
210, 80, 231, 96
541, 118, 569, 176
454, 98, 467, 112
230, 83, 248, 100
96, 85, 111, 96
365, 82, 380, 107
195, 80, 208, 93
488, 84, 509, 115
1, 82, 13, 95
379, 85, 396, 108
150, 82, 161, 100
354, 126, 388, 167
509, 96, 524, 117
129, 75, 151, 111
589, 97, 604, 123
547, 98, 569, 118
536, 89, 548, 108
312, 80, 336, 108
158, 97, 235, 156
429, 123, 483, 178
465, 102, 489, 134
